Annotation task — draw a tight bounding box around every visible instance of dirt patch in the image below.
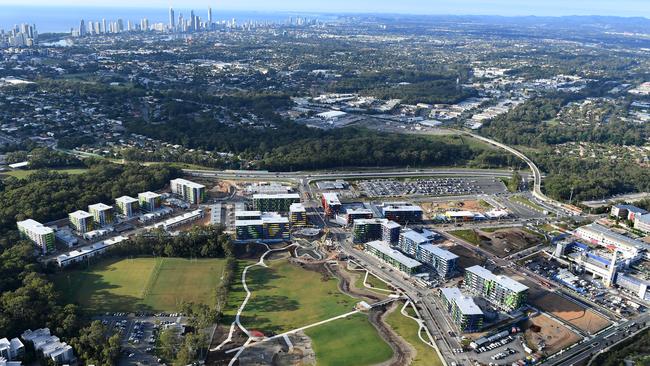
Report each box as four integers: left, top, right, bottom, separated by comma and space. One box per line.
237, 331, 316, 366
524, 313, 581, 356
442, 241, 488, 268
530, 292, 610, 334
205, 325, 249, 366
369, 304, 415, 366
474, 228, 542, 258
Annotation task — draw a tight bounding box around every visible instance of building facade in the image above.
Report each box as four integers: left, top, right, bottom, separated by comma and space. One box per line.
464, 265, 528, 312
321, 192, 342, 217
440, 287, 484, 332
365, 240, 421, 275
115, 196, 139, 218
88, 203, 114, 226
68, 210, 94, 234
170, 178, 206, 204
235, 211, 291, 243
253, 193, 300, 212
289, 203, 308, 227
17, 219, 55, 254
138, 191, 162, 212
378, 202, 423, 224
353, 218, 401, 244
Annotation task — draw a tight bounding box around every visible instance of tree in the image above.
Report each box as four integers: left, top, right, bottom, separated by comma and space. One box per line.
70, 321, 121, 366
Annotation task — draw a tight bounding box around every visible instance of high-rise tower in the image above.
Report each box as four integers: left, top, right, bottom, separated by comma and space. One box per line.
169, 7, 175, 31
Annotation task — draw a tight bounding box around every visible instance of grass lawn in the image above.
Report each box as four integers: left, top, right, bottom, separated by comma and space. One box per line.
353, 271, 391, 292
239, 259, 358, 334
305, 313, 393, 366
385, 303, 443, 366
54, 257, 225, 313
2, 168, 88, 179
448, 229, 482, 246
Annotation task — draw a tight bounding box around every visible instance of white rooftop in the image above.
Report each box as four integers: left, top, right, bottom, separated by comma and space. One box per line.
366, 240, 422, 268
171, 178, 205, 189
322, 192, 341, 205
116, 195, 138, 203
253, 193, 300, 199
17, 219, 53, 235
69, 210, 92, 219
290, 203, 306, 212
441, 287, 483, 315
88, 203, 112, 211
466, 265, 527, 293
139, 191, 160, 199
401, 229, 432, 245
419, 244, 459, 261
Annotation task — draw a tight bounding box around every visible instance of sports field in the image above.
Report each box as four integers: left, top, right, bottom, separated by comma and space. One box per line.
305, 313, 394, 366
238, 259, 358, 334
55, 257, 226, 313
385, 303, 444, 366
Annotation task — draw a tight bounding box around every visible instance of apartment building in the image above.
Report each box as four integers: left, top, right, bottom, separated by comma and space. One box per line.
68, 210, 94, 234
440, 287, 484, 332
115, 195, 139, 218
17, 219, 55, 254
464, 265, 528, 312
170, 178, 206, 204
88, 203, 114, 226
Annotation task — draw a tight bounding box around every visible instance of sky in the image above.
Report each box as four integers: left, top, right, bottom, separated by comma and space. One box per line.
0, 0, 650, 17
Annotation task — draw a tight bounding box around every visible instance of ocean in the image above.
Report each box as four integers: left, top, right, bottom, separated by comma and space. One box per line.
0, 6, 297, 33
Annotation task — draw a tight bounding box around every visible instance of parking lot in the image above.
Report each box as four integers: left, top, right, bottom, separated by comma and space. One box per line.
96, 313, 186, 366
357, 177, 505, 197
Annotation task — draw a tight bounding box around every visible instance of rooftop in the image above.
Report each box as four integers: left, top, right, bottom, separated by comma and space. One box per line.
171, 178, 205, 189
115, 195, 138, 203
401, 229, 432, 245
88, 203, 112, 211
17, 219, 53, 235
253, 193, 300, 199
366, 240, 422, 268
139, 191, 160, 199
466, 265, 527, 293
441, 287, 483, 315
419, 243, 459, 261
69, 210, 92, 219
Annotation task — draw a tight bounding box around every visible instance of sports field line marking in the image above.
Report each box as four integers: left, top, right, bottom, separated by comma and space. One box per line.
141, 257, 164, 299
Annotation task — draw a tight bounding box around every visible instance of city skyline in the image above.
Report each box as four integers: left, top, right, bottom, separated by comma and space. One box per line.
0, 0, 650, 17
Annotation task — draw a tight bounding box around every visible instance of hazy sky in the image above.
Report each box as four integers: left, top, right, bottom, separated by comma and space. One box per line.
0, 0, 650, 17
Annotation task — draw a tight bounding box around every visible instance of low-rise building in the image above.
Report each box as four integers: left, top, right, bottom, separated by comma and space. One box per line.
68, 210, 94, 234
21, 329, 75, 365
440, 287, 484, 332
17, 219, 55, 254
611, 204, 648, 221
0, 338, 23, 362
56, 236, 128, 267
365, 240, 421, 275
